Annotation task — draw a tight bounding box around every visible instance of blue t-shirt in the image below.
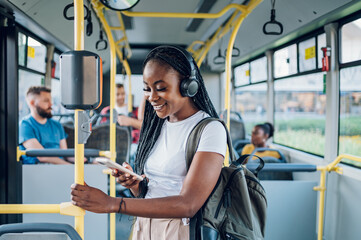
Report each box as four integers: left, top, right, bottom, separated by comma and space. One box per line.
19, 115, 67, 164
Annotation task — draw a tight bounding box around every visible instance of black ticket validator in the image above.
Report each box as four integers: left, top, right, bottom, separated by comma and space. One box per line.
60, 51, 103, 110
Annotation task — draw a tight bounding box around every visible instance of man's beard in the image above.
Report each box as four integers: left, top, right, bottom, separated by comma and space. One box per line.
36, 105, 52, 119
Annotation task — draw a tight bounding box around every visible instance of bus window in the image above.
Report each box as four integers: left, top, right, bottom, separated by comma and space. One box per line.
317, 33, 326, 69
274, 44, 297, 78
274, 72, 326, 156
235, 82, 267, 135
298, 37, 316, 72
234, 62, 250, 87
341, 18, 361, 63
26, 37, 47, 73
250, 56, 267, 83
18, 32, 26, 67
339, 66, 361, 166
18, 70, 44, 121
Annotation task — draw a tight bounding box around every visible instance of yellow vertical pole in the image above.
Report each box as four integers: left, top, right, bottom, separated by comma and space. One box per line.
315, 168, 327, 240
74, 0, 85, 238
91, 3, 117, 239
109, 40, 117, 240
223, 15, 245, 166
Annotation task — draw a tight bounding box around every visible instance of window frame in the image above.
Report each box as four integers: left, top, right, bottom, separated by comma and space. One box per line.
273, 28, 325, 81
17, 27, 48, 77
338, 12, 361, 69
233, 54, 267, 89
337, 12, 361, 167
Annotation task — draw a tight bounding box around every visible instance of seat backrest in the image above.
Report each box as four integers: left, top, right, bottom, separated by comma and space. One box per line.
63, 122, 74, 148
248, 148, 292, 180
86, 124, 131, 164
62, 123, 131, 164
219, 110, 246, 143
229, 118, 246, 142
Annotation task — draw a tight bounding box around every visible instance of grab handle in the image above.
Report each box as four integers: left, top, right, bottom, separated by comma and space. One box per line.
262, 9, 283, 35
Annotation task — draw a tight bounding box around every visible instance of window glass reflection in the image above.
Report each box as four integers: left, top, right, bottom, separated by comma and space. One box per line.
235, 83, 267, 135
27, 37, 46, 73
250, 56, 267, 83
234, 63, 250, 87
341, 18, 361, 63
339, 66, 361, 166
274, 44, 297, 78
274, 72, 326, 156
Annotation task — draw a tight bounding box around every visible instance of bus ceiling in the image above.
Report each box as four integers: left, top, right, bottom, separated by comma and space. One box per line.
1, 0, 361, 75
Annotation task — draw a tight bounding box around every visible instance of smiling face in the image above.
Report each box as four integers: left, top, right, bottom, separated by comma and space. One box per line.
143, 60, 198, 122
116, 86, 126, 107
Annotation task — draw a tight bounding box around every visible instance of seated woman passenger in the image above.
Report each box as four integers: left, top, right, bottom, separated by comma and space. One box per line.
71, 46, 227, 239
241, 122, 281, 163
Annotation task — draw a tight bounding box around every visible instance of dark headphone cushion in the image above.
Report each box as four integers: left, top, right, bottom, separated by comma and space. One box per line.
180, 76, 199, 97
145, 45, 199, 97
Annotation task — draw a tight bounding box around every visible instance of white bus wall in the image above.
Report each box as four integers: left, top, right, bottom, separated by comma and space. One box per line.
276, 145, 361, 240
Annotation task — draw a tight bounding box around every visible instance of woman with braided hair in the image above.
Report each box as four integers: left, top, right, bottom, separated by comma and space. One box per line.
71, 46, 227, 239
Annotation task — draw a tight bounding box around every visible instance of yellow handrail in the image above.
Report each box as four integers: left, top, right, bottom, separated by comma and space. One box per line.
91, 1, 118, 240
0, 202, 85, 216
314, 154, 361, 240
74, 0, 85, 238
0, 204, 60, 214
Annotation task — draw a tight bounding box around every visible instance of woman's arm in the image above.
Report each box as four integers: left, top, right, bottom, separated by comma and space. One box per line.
71, 151, 223, 218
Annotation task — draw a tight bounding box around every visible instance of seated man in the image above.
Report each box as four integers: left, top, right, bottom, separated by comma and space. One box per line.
19, 86, 74, 164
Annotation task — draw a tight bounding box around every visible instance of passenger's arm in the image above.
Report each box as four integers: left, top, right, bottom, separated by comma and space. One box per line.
117, 115, 142, 130
71, 151, 223, 217
22, 138, 71, 165
137, 95, 147, 121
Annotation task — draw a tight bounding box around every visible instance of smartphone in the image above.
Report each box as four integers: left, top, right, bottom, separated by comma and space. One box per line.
96, 158, 144, 181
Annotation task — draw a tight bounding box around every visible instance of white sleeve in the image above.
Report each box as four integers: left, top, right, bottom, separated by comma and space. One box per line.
196, 121, 227, 157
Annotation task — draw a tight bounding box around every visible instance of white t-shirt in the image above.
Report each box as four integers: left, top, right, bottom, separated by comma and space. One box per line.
115, 105, 128, 115
144, 110, 227, 199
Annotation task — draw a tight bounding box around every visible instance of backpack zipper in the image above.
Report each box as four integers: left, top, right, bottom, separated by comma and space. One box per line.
214, 167, 243, 218
245, 175, 265, 192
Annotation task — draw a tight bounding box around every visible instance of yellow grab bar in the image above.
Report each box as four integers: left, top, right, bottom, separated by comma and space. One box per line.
74, 0, 85, 238
315, 154, 361, 240
0, 203, 85, 216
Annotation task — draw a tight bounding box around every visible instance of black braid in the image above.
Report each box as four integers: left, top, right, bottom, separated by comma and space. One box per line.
134, 46, 218, 198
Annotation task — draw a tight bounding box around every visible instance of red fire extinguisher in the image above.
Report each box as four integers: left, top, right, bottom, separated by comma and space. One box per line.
321, 47, 331, 94
321, 47, 331, 72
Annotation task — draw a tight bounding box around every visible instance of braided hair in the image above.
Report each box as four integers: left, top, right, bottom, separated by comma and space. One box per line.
134, 46, 218, 197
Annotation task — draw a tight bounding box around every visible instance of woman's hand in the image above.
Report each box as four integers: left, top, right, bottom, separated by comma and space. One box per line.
112, 162, 144, 196
71, 183, 116, 213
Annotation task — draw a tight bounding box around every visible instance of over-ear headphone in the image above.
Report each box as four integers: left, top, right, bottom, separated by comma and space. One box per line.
145, 45, 199, 97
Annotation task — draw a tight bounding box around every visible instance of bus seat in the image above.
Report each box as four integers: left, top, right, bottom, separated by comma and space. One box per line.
219, 110, 247, 148
0, 223, 81, 240
247, 148, 293, 180
62, 123, 131, 164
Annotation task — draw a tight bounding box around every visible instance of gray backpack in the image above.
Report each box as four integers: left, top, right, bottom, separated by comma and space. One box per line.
186, 118, 267, 240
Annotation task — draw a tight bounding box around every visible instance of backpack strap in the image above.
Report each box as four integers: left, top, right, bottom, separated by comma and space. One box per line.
186, 117, 235, 240
185, 117, 236, 171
